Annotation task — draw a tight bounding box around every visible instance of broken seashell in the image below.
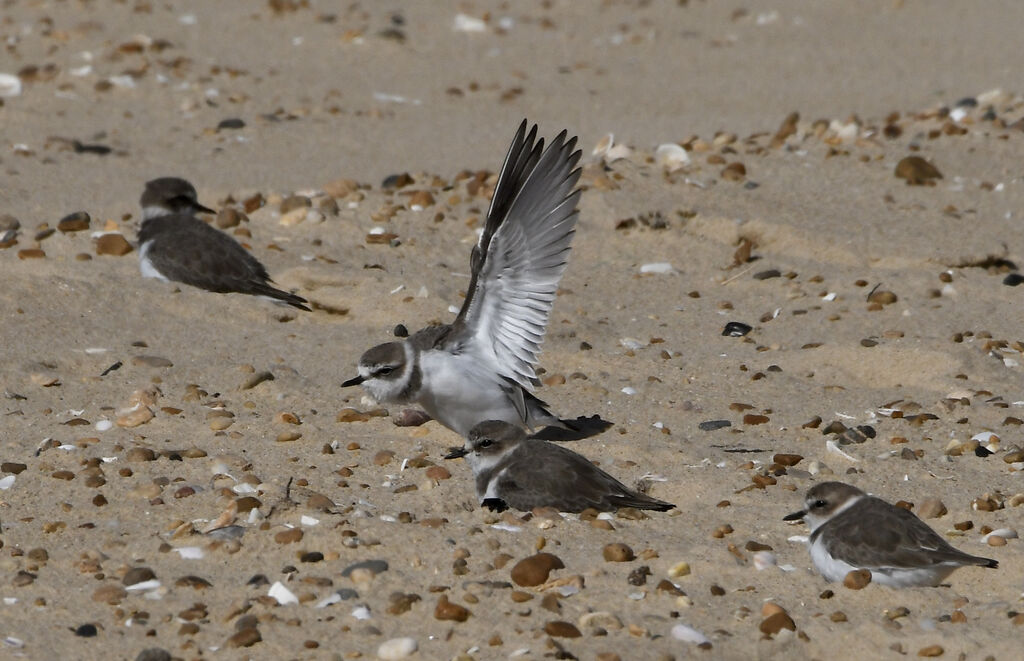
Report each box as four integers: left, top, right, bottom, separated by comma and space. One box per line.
655, 143, 690, 172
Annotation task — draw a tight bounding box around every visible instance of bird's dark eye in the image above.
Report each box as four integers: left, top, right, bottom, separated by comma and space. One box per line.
376, 366, 395, 376
478, 439, 493, 449
812, 499, 827, 509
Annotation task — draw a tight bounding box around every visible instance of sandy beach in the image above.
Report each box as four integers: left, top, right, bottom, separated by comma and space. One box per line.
1, 1, 1022, 659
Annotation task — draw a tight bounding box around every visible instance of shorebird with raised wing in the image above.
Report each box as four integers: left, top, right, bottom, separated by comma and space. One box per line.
343, 121, 596, 436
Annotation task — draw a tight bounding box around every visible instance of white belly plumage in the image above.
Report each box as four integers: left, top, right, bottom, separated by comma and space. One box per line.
809, 536, 952, 587
138, 240, 169, 282
417, 350, 522, 435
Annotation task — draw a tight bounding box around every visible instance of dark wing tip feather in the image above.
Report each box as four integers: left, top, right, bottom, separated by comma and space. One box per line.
253, 283, 311, 311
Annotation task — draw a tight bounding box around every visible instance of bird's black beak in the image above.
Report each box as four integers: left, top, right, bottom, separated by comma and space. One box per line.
341, 375, 365, 387
445, 447, 468, 460
194, 202, 216, 215
783, 509, 806, 521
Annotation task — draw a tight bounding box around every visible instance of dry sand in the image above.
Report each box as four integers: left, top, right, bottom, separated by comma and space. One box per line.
1, 1, 1022, 659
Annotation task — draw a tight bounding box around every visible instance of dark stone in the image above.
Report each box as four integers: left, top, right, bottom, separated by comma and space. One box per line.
627, 566, 651, 586
135, 649, 171, 661
722, 321, 752, 337
1003, 273, 1024, 287
393, 324, 408, 337
381, 173, 413, 189
698, 420, 731, 432
72, 141, 112, 155
217, 118, 246, 130
246, 574, 269, 587
206, 525, 245, 540
75, 624, 98, 637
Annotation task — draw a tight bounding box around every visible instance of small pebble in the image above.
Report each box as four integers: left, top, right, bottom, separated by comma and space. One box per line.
135, 649, 171, 661
510, 553, 564, 587
226, 628, 261, 648
95, 234, 133, 256
275, 528, 303, 544
393, 409, 432, 426
131, 355, 173, 368
122, 567, 156, 586
217, 118, 246, 130
895, 156, 943, 185
602, 543, 634, 562
342, 560, 389, 577
916, 498, 947, 519
57, 212, 90, 233
434, 595, 470, 622
543, 621, 582, 638
843, 569, 872, 589
759, 611, 795, 636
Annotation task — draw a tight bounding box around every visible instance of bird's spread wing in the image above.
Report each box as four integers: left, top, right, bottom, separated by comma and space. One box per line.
452, 120, 582, 390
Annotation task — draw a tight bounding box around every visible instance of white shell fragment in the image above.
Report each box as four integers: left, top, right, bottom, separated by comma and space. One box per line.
268, 581, 298, 605
671, 623, 711, 645
592, 133, 614, 157
0, 73, 22, 97
173, 547, 204, 560
639, 262, 675, 275
981, 528, 1018, 544
453, 13, 487, 32
125, 579, 161, 592
0, 475, 15, 490
378, 637, 418, 660
825, 440, 857, 461
593, 133, 631, 161
752, 551, 777, 570
490, 522, 522, 533
315, 592, 341, 608
655, 143, 690, 172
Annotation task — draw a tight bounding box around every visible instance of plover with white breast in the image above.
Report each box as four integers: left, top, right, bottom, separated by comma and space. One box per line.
343, 121, 596, 436
445, 420, 675, 513
137, 177, 310, 311
784, 481, 998, 587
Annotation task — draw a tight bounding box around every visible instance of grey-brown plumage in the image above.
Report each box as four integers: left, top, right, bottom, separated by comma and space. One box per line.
445, 420, 675, 513
137, 177, 310, 311
785, 481, 998, 587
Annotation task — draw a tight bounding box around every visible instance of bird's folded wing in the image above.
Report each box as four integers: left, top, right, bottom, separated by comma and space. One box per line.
825, 505, 956, 569
452, 121, 582, 390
